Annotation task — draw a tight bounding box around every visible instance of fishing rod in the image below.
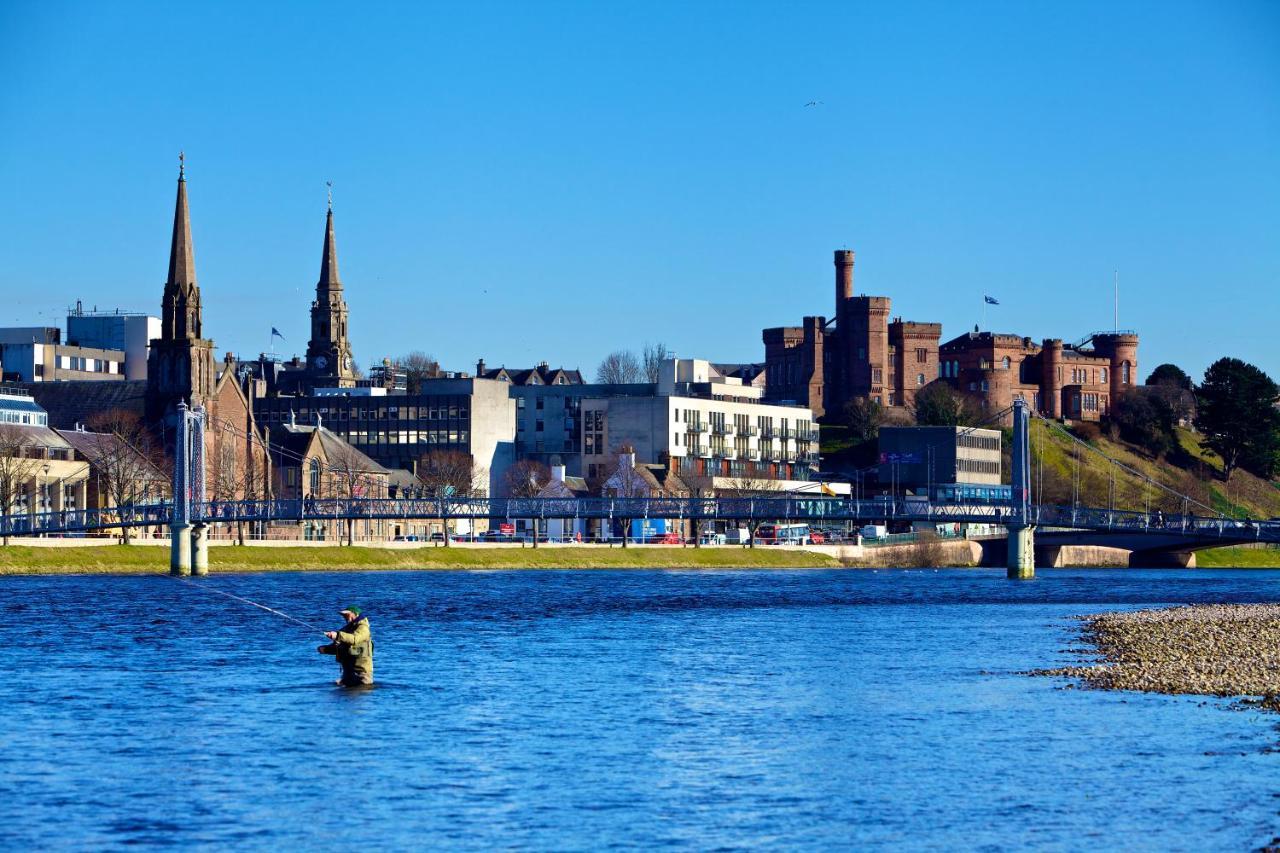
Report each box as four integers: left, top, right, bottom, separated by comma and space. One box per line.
169, 575, 328, 635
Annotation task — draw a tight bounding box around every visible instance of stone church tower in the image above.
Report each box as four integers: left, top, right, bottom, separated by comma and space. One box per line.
147, 157, 216, 424
304, 193, 355, 388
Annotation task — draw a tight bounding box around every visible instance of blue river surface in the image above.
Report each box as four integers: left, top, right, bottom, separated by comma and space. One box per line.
4, 567, 1280, 850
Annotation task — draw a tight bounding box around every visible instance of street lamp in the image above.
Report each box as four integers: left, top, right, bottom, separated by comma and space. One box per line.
41, 463, 50, 537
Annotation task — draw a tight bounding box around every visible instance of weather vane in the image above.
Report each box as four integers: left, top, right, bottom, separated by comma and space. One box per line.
179, 150, 185, 178
326, 180, 333, 212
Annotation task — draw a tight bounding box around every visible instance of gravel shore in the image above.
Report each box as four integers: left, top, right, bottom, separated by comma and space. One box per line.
1035, 604, 1280, 702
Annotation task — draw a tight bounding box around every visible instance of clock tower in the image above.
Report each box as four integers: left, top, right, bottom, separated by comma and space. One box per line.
305, 189, 356, 388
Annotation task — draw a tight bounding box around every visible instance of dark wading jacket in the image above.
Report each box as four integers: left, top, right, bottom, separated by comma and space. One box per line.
317, 615, 374, 680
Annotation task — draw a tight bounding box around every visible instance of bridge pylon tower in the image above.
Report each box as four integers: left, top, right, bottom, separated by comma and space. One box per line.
1007, 398, 1035, 579
170, 403, 207, 576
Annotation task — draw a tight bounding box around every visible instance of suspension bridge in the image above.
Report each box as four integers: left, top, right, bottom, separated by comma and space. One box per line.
4, 401, 1275, 576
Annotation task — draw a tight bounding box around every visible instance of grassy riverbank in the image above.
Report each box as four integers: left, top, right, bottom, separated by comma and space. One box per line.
0, 544, 842, 575
1034, 604, 1280, 702
1195, 547, 1280, 568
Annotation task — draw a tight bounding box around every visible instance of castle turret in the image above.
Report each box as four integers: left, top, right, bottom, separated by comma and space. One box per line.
834, 249, 855, 303
1041, 339, 1064, 418
1092, 332, 1139, 402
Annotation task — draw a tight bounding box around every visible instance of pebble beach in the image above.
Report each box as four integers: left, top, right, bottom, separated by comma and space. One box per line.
1037, 604, 1280, 703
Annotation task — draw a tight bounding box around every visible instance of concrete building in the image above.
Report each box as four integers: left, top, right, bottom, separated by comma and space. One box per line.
580, 359, 819, 490
762, 249, 942, 419
877, 425, 1007, 500
253, 377, 517, 497
938, 330, 1139, 422
0, 327, 127, 383
65, 305, 162, 381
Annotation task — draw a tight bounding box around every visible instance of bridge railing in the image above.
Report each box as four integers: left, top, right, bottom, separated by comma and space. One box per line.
2, 495, 1278, 543
0, 503, 171, 537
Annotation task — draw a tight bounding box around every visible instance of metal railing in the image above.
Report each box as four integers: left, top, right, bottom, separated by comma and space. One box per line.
3, 497, 1278, 545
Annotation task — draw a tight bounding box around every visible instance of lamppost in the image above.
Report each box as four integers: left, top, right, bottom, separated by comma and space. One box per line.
41, 463, 50, 537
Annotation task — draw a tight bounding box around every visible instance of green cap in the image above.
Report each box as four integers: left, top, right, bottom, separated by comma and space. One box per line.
342, 605, 361, 617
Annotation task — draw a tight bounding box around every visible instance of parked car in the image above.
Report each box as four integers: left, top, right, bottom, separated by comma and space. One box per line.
646, 532, 683, 545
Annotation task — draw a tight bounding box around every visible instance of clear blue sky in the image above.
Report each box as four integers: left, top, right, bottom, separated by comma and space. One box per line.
2, 1, 1277, 382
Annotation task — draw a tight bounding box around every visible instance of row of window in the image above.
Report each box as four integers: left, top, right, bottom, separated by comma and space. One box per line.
61, 355, 118, 374
957, 458, 1001, 475
0, 410, 46, 426
957, 434, 1000, 451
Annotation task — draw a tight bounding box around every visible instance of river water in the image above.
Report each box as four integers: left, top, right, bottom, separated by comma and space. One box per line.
4, 568, 1280, 849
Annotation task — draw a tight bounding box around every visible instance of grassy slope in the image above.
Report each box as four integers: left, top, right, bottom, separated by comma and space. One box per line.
0, 544, 841, 575
1029, 421, 1280, 520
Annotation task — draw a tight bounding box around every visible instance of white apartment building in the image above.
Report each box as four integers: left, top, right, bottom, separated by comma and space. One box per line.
581, 359, 819, 491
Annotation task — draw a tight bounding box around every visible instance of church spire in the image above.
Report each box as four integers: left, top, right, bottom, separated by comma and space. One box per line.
167, 152, 197, 294
161, 152, 201, 341
318, 181, 341, 291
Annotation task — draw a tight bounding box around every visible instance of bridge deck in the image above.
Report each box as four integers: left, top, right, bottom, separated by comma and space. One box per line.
3, 497, 1277, 548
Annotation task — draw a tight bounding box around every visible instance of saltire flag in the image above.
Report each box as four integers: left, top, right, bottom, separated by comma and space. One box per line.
271, 327, 286, 341
984, 295, 999, 305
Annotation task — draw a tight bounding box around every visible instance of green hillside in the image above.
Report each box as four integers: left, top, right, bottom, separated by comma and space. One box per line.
821, 421, 1280, 521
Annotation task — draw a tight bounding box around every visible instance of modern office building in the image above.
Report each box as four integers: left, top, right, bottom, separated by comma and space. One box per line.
65, 304, 162, 381
0, 327, 128, 383
253, 377, 517, 497
877, 425, 1007, 500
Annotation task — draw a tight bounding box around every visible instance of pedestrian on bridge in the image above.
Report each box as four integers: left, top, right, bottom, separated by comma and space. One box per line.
317, 606, 374, 686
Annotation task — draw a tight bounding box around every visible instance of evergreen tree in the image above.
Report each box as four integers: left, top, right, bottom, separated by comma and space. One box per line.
1194, 358, 1280, 480
1145, 363, 1193, 390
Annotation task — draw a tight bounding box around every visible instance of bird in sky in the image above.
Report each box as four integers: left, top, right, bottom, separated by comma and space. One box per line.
804, 100, 823, 107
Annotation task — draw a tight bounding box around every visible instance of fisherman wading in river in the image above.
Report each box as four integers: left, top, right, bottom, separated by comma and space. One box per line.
318, 606, 374, 686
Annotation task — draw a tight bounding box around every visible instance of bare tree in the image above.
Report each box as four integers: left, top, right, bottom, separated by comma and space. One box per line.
82, 409, 168, 544
0, 424, 45, 546
595, 350, 643, 384
417, 449, 483, 497
327, 442, 384, 545
599, 445, 656, 547
398, 351, 442, 394
505, 459, 551, 497
642, 342, 671, 384
414, 449, 484, 546
717, 469, 775, 499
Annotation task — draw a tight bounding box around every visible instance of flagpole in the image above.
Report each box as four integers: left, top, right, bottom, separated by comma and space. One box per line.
1113, 270, 1118, 333
982, 297, 986, 331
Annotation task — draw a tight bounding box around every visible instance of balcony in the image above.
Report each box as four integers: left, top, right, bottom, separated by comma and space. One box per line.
760, 427, 779, 439
745, 449, 761, 461
739, 425, 758, 437
689, 443, 711, 457
806, 429, 821, 442
779, 428, 793, 441
715, 447, 737, 460
711, 423, 734, 435
687, 422, 709, 433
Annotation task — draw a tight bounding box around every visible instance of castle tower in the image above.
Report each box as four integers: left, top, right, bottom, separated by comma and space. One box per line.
305, 187, 356, 388
147, 155, 217, 423
1093, 332, 1139, 403
1041, 339, 1065, 419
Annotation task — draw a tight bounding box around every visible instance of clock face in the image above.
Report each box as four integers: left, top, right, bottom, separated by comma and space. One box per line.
343, 355, 352, 371
314, 355, 328, 369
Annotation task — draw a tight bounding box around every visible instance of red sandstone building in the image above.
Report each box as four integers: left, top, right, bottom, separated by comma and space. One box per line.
763, 249, 1139, 423
763, 250, 941, 418
938, 330, 1138, 422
